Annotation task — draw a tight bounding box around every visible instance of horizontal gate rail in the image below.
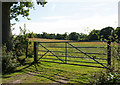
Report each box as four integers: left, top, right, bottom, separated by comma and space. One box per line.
41, 58, 107, 64
38, 54, 107, 60
38, 50, 106, 55
47, 46, 105, 48
39, 60, 104, 68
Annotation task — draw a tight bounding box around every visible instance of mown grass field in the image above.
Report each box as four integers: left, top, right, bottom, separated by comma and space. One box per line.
2, 39, 109, 84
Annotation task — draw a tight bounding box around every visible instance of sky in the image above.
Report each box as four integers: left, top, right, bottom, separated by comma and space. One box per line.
12, 0, 120, 35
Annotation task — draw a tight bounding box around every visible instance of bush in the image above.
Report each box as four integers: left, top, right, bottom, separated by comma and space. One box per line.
89, 70, 120, 84
12, 26, 34, 58
2, 45, 18, 74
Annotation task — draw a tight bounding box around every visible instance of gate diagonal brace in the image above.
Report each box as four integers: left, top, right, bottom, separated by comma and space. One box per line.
34, 50, 49, 65
68, 42, 108, 69
39, 43, 64, 63
38, 50, 49, 60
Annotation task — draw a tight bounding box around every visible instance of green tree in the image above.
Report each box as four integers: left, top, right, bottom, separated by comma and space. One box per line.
100, 27, 114, 41
56, 33, 68, 40
36, 33, 42, 38
69, 32, 80, 41
49, 33, 56, 39
79, 33, 87, 41
62, 32, 68, 40
88, 29, 100, 40
41, 32, 49, 39
2, 0, 47, 51
56, 34, 63, 40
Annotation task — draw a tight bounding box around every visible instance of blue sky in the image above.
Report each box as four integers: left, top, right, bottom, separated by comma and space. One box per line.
12, 0, 119, 35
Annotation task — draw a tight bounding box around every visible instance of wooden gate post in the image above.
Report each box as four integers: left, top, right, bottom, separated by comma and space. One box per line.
65, 42, 67, 63
107, 40, 111, 67
34, 42, 38, 63
26, 40, 28, 58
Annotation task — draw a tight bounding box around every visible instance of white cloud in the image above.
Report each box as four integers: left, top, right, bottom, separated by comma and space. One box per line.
12, 14, 117, 35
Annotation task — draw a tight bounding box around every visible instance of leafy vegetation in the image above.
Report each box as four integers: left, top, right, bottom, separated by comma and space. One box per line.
89, 70, 120, 84
2, 45, 18, 74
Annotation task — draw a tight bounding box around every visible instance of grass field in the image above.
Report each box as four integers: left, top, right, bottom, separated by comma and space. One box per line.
2, 40, 109, 84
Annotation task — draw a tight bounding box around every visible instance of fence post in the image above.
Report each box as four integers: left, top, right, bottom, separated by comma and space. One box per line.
107, 40, 111, 67
118, 42, 120, 70
65, 42, 67, 63
34, 42, 38, 63
26, 40, 28, 58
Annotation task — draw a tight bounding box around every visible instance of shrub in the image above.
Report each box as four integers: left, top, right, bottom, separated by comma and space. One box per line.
89, 70, 120, 84
2, 45, 18, 74
12, 26, 34, 58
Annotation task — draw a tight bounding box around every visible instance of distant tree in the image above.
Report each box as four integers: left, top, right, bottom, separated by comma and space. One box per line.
100, 27, 114, 41
62, 33, 68, 40
56, 34, 63, 40
69, 32, 80, 41
41, 32, 49, 39
88, 29, 100, 40
79, 33, 88, 41
49, 34, 56, 39
36, 33, 42, 38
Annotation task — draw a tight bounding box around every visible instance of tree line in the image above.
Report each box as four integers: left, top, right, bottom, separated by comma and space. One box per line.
23, 26, 120, 42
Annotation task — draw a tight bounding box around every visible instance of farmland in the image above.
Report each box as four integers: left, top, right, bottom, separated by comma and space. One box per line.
2, 39, 110, 84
